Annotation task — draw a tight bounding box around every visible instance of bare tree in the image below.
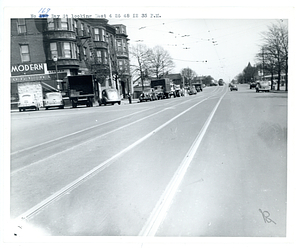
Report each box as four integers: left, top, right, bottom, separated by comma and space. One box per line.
259, 21, 288, 91
181, 67, 197, 87
147, 46, 175, 78
130, 44, 152, 91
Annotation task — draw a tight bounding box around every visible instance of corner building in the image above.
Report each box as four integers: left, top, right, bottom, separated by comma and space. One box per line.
10, 18, 131, 105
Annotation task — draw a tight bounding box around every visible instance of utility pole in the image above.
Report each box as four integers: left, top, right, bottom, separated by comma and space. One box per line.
262, 47, 265, 80
106, 34, 114, 89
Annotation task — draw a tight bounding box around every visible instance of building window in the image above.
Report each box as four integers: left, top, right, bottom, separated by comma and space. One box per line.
118, 60, 123, 71
94, 28, 100, 41
17, 19, 26, 34
96, 50, 102, 63
102, 29, 106, 42
61, 18, 68, 30
47, 18, 73, 31
20, 44, 30, 62
50, 43, 58, 59
123, 39, 127, 52
94, 28, 106, 42
103, 51, 108, 64
81, 23, 84, 35
74, 20, 78, 34
117, 40, 122, 52
76, 45, 81, 60
63, 42, 71, 58
83, 47, 87, 60
50, 42, 77, 59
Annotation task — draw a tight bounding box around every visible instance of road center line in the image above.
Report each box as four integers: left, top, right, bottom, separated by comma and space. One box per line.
138, 88, 227, 236
14, 94, 217, 223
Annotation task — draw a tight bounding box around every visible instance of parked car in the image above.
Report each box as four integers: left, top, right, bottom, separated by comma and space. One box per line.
99, 88, 121, 105
256, 81, 271, 92
229, 83, 238, 91
18, 93, 41, 112
139, 88, 157, 102
44, 92, 65, 110
188, 86, 197, 95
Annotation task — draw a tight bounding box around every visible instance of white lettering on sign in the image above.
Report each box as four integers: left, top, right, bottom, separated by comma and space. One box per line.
11, 63, 44, 75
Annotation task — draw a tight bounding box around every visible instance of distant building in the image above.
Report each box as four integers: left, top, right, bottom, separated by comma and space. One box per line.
164, 73, 183, 88
10, 18, 131, 104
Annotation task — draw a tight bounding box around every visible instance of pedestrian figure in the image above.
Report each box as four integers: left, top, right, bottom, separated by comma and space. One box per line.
128, 92, 132, 104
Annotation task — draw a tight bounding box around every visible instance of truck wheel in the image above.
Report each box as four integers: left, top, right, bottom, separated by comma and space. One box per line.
118, 101, 121, 105
19, 108, 22, 112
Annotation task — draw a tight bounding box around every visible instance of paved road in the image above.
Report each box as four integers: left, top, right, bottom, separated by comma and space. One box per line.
9, 84, 287, 237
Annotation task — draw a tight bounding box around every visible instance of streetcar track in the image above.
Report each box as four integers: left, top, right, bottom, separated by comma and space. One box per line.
139, 86, 227, 236
14, 92, 223, 223
11, 107, 153, 156
11, 94, 210, 175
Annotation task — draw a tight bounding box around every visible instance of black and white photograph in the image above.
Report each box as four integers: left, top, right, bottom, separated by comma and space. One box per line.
1, 2, 299, 248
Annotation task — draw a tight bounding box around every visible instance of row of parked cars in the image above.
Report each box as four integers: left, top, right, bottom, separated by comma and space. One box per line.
18, 88, 123, 112
18, 92, 65, 112
138, 86, 200, 103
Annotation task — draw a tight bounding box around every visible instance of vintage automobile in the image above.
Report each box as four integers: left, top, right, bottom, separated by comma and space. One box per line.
18, 93, 41, 112
44, 92, 65, 110
99, 88, 121, 106
188, 86, 197, 95
139, 88, 157, 102
256, 81, 271, 92
229, 83, 238, 91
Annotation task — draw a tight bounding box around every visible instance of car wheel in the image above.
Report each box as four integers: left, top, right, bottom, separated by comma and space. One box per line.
118, 101, 121, 105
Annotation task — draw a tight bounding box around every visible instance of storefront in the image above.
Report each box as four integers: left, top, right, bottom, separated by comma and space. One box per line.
11, 62, 67, 108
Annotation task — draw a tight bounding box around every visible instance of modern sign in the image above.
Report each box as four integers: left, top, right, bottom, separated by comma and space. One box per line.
11, 63, 46, 76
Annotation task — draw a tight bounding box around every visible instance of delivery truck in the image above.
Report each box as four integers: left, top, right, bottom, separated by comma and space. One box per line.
150, 78, 174, 99
66, 75, 100, 108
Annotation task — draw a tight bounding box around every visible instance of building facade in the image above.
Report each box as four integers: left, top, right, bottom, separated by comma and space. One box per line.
10, 18, 131, 105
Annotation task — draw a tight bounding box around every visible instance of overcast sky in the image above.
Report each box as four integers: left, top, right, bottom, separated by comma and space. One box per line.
109, 19, 287, 82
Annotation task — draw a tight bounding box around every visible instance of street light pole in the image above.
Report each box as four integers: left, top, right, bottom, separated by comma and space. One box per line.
53, 56, 60, 91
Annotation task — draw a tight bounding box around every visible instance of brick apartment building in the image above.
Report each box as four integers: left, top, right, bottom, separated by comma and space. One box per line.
10, 18, 131, 104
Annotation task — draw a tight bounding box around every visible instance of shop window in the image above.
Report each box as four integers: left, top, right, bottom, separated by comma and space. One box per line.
17, 19, 26, 34
20, 44, 30, 62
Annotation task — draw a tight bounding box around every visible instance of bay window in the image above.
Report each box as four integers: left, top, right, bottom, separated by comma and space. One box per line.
47, 18, 74, 31
49, 42, 77, 59
94, 28, 106, 42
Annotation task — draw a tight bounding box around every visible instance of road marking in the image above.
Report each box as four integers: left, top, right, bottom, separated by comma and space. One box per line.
10, 107, 153, 156
14, 94, 219, 222
138, 88, 227, 236
11, 95, 210, 175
